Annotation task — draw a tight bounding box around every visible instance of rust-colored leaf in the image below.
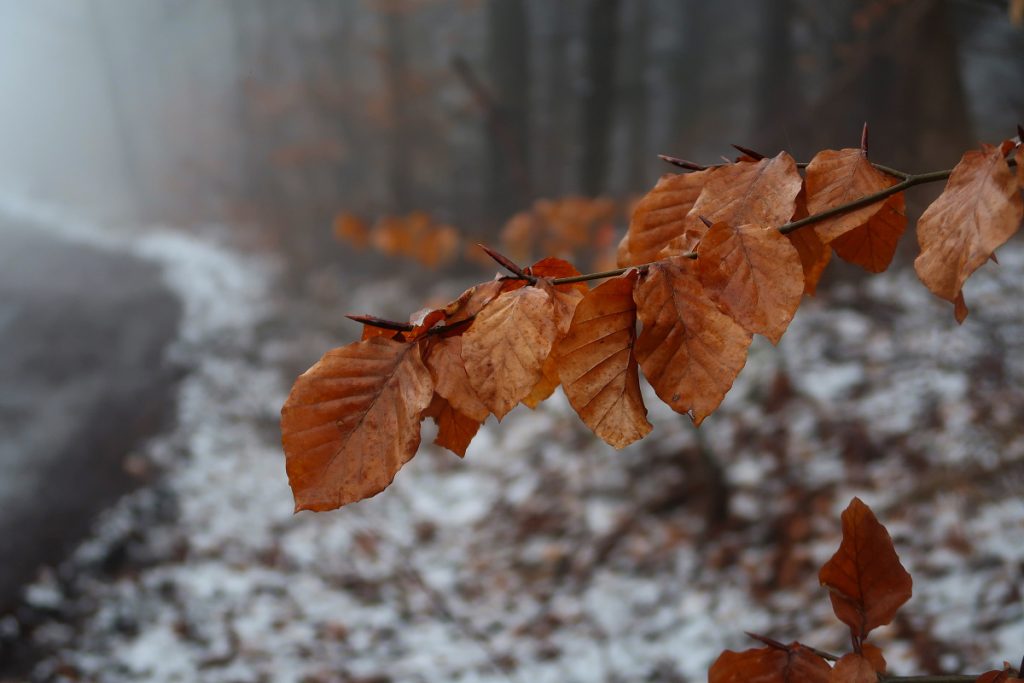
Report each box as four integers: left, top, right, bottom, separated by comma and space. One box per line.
787, 228, 831, 296
1016, 144, 1023, 189
709, 645, 830, 683
696, 222, 804, 344
830, 654, 877, 683
423, 394, 480, 457
860, 643, 886, 674
522, 355, 561, 409
819, 497, 912, 640
461, 286, 558, 419
424, 337, 489, 422
976, 670, 1024, 683
914, 143, 1023, 314
526, 257, 589, 294
830, 191, 906, 273
556, 272, 652, 448
281, 337, 434, 512
443, 279, 506, 324
634, 260, 751, 425
333, 212, 370, 248
620, 170, 712, 266
805, 148, 898, 244
687, 152, 803, 238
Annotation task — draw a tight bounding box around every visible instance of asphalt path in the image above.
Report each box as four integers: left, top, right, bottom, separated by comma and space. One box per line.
0, 223, 182, 610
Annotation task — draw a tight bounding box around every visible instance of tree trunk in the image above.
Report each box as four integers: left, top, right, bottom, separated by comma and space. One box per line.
579, 0, 622, 196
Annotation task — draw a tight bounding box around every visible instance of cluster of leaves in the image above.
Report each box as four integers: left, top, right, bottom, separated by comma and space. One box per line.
332, 195, 625, 272
285, 130, 1023, 513
710, 497, 1022, 683
333, 210, 461, 268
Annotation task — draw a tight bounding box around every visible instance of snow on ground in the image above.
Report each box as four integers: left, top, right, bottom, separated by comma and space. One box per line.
5, 205, 1024, 682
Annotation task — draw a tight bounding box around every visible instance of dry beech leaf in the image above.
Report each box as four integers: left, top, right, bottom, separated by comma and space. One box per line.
914, 142, 1023, 314
360, 324, 399, 341
787, 188, 831, 295
423, 393, 480, 457
333, 212, 370, 248
805, 148, 898, 243
526, 257, 589, 293
860, 643, 886, 674
443, 279, 506, 324
709, 645, 830, 683
424, 337, 489, 422
830, 654, 878, 683
634, 260, 751, 425
621, 170, 712, 265
830, 191, 906, 273
819, 497, 912, 639
976, 671, 1024, 683
696, 222, 804, 344
686, 152, 803, 240
281, 337, 433, 512
461, 285, 557, 419
556, 272, 652, 448
1017, 144, 1023, 189
523, 355, 561, 409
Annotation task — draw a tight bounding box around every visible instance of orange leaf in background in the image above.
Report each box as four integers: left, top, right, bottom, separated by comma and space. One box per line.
819, 497, 912, 640
860, 643, 886, 674
709, 645, 830, 683
686, 151, 803, 240
830, 191, 906, 273
281, 337, 434, 512
620, 170, 711, 266
805, 148, 898, 244
696, 222, 804, 344
333, 212, 370, 249
634, 260, 751, 425
424, 337, 489, 422
914, 142, 1023, 318
461, 286, 558, 419
423, 393, 480, 457
500, 210, 539, 262
418, 224, 460, 268
555, 272, 652, 449
830, 654, 878, 683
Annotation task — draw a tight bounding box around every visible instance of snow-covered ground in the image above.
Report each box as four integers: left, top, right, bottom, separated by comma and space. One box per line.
3, 200, 1022, 682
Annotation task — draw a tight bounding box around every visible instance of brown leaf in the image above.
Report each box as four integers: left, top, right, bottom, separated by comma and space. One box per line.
830, 654, 877, 683
805, 148, 898, 243
787, 228, 832, 296
860, 643, 886, 674
424, 337, 489, 422
333, 212, 370, 248
819, 497, 912, 640
537, 278, 585, 336
696, 222, 804, 344
281, 337, 434, 512
914, 143, 1023, 313
461, 286, 558, 419
975, 670, 1024, 683
634, 260, 751, 425
443, 279, 506, 325
556, 272, 652, 448
620, 170, 712, 265
709, 645, 830, 683
526, 257, 589, 295
523, 355, 561, 409
423, 394, 480, 457
830, 191, 906, 273
687, 152, 803, 237
1017, 144, 1023, 189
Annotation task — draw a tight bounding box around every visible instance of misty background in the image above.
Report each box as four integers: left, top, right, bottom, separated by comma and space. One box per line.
1, 1, 1023, 681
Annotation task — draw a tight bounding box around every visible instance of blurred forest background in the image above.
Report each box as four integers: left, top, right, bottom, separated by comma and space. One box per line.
2, 0, 1022, 280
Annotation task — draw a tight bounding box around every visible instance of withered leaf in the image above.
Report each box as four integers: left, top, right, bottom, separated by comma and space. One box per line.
914, 142, 1023, 315
787, 228, 831, 296
423, 393, 481, 457
461, 285, 558, 419
424, 336, 489, 422
621, 169, 712, 266
443, 278, 507, 325
556, 272, 652, 448
805, 148, 898, 244
696, 222, 804, 344
819, 497, 912, 639
860, 643, 886, 674
976, 670, 1024, 683
830, 654, 878, 683
830, 191, 906, 273
687, 152, 803, 238
634, 260, 751, 425
281, 337, 434, 512
709, 645, 831, 683
522, 354, 561, 409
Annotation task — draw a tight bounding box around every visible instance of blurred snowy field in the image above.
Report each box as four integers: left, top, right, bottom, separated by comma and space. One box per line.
3, 201, 1023, 682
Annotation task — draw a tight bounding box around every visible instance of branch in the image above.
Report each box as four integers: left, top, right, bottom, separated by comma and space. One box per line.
546, 162, 960, 287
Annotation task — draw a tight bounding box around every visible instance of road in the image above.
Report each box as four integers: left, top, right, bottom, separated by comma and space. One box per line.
0, 223, 182, 610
